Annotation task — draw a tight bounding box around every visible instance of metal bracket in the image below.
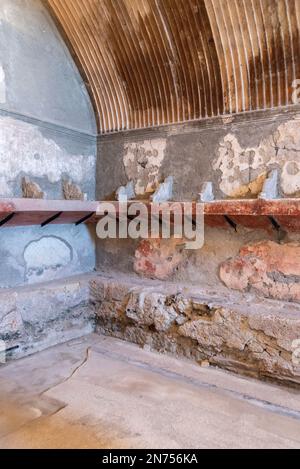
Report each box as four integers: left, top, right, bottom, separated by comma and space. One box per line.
268, 216, 281, 231
75, 212, 95, 226
268, 216, 287, 242
224, 215, 237, 232
41, 211, 63, 227
0, 213, 15, 227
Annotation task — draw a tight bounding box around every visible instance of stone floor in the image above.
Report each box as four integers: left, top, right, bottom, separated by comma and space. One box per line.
1, 333, 300, 449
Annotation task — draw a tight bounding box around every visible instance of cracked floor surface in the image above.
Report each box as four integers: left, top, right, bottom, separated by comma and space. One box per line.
1, 333, 300, 449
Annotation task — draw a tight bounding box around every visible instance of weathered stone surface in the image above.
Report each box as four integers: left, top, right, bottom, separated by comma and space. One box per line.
125, 291, 182, 332
214, 117, 300, 198
18, 281, 90, 324
92, 274, 300, 386
63, 179, 85, 201
134, 237, 184, 280
123, 139, 166, 196
22, 177, 44, 199
220, 241, 300, 303
2, 272, 300, 385
0, 116, 95, 201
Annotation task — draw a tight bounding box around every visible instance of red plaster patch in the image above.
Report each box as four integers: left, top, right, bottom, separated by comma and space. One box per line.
134, 237, 184, 280
220, 241, 300, 303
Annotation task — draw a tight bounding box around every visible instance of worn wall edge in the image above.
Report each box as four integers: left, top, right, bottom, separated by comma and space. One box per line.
0, 106, 97, 142
98, 104, 300, 143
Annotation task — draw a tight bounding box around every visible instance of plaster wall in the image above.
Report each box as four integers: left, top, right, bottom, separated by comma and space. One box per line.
96, 108, 300, 302
0, 0, 97, 290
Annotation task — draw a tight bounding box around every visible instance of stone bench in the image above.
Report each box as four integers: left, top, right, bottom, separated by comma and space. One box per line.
1, 272, 300, 386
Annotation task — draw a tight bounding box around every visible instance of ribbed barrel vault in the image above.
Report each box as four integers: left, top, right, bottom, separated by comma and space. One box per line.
46, 0, 300, 133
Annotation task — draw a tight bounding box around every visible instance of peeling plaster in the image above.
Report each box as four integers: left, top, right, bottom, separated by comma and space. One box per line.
0, 65, 6, 104
123, 139, 166, 195
220, 241, 300, 303
92, 274, 300, 385
0, 117, 95, 196
214, 116, 300, 197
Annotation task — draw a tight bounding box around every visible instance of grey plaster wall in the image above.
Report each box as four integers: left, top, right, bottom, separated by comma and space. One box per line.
0, 224, 96, 289
0, 115, 96, 199
0, 0, 96, 134
97, 107, 300, 202
0, 0, 97, 289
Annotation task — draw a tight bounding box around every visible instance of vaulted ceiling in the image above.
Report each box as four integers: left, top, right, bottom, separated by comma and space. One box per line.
46, 0, 300, 134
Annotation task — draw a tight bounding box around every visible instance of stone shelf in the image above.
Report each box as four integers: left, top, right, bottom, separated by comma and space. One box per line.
201, 198, 300, 232
0, 198, 99, 227
0, 198, 299, 231
100, 199, 300, 232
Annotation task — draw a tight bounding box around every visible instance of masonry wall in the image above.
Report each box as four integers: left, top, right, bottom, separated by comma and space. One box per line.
94, 107, 300, 382
0, 0, 97, 289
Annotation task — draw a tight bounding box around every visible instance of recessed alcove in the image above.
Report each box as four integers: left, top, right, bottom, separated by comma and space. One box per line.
1, 0, 300, 450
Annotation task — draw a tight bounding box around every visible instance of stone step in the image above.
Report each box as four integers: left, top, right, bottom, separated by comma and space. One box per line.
1, 272, 300, 386
90, 273, 300, 387
0, 274, 96, 359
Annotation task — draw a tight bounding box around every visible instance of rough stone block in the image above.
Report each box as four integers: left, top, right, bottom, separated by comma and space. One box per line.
91, 274, 300, 386
22, 177, 44, 199
17, 281, 90, 325
63, 179, 86, 201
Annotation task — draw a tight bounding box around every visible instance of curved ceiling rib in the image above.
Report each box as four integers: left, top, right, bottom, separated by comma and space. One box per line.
46, 0, 300, 134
